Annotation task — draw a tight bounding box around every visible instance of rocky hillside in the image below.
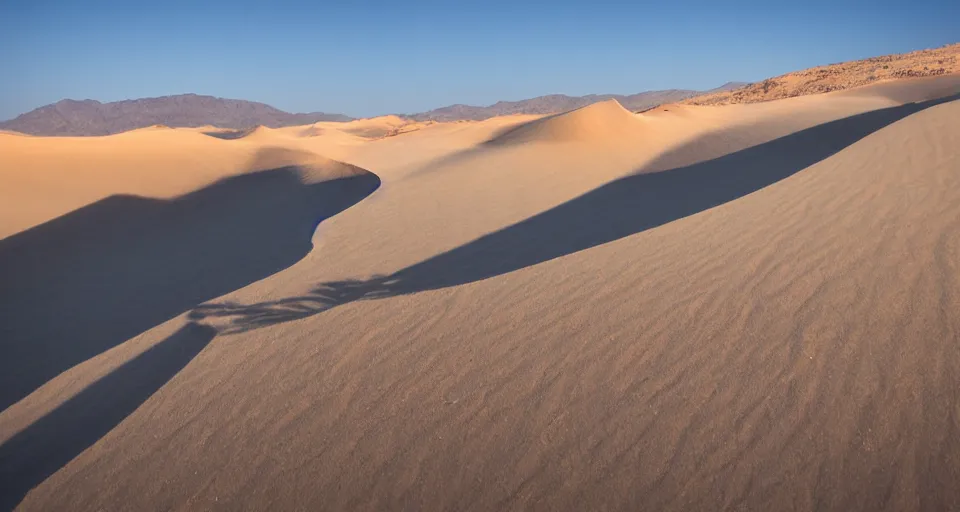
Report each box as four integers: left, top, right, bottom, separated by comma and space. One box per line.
686, 43, 959, 105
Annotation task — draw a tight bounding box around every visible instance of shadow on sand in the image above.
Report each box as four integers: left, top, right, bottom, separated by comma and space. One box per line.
191, 93, 959, 333
0, 322, 216, 511
202, 128, 256, 140
0, 149, 379, 509
0, 149, 381, 412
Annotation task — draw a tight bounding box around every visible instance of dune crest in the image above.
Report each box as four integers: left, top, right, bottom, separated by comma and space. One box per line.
486, 99, 645, 146
238, 125, 276, 139
109, 123, 173, 133
298, 124, 325, 137
338, 115, 412, 139
245, 146, 371, 184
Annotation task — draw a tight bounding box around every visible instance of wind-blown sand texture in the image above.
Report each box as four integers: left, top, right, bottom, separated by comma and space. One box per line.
1, 74, 960, 511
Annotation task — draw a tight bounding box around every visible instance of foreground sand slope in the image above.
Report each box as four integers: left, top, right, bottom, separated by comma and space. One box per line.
1, 77, 959, 511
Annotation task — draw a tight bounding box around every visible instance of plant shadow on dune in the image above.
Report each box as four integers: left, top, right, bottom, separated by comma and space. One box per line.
0, 148, 380, 413
0, 148, 379, 509
192, 93, 959, 333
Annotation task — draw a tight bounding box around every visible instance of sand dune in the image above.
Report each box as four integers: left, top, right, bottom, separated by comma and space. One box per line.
1, 75, 959, 511
297, 124, 326, 137
0, 147, 378, 413
487, 99, 645, 146
834, 73, 960, 103
337, 114, 410, 138
312, 113, 544, 178
201, 126, 259, 140
202, 125, 279, 141
0, 129, 249, 237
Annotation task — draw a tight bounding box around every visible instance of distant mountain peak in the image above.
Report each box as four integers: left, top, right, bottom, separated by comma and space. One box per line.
1, 95, 353, 136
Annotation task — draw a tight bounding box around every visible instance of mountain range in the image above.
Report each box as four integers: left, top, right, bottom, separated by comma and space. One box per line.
0, 83, 747, 136
0, 95, 352, 137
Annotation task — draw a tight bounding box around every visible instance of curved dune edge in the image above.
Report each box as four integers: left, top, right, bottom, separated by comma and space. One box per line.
244, 146, 375, 184
0, 145, 381, 419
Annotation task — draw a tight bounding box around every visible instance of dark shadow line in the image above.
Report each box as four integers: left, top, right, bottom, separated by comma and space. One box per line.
203, 128, 255, 140
0, 322, 216, 511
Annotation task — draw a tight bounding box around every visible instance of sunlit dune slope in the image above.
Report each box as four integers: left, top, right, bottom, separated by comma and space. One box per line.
336, 114, 409, 138
486, 99, 645, 146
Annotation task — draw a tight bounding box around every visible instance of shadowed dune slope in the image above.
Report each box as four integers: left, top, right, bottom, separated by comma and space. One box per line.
202, 125, 277, 141
0, 149, 380, 412
201, 127, 259, 140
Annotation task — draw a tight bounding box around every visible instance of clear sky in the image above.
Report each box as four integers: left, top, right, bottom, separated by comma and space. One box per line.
1, 0, 957, 120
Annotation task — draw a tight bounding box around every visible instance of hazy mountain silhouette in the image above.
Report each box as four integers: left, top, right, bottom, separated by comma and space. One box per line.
1, 84, 746, 136
0, 94, 353, 136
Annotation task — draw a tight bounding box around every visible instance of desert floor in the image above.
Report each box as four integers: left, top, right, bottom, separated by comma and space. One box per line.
2, 75, 960, 511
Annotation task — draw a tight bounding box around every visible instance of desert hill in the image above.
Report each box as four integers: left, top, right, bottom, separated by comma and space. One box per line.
687, 42, 959, 105
485, 99, 646, 146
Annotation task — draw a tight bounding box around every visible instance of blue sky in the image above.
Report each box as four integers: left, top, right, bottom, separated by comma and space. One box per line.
1, 0, 957, 120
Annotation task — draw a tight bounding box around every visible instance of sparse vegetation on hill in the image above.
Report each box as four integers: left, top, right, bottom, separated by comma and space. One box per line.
686, 43, 959, 105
